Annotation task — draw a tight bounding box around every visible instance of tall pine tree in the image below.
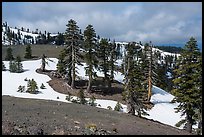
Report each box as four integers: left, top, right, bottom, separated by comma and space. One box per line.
64, 19, 83, 89
83, 24, 98, 92
124, 42, 148, 116
109, 40, 117, 83
98, 38, 111, 88
171, 37, 202, 133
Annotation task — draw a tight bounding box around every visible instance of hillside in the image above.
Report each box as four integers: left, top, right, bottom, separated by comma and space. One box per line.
2, 96, 190, 135
2, 22, 193, 135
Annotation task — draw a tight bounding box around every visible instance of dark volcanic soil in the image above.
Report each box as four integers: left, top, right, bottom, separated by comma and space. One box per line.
2, 96, 191, 135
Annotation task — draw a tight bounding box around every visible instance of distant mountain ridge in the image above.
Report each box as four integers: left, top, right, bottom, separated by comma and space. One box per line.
2, 22, 188, 53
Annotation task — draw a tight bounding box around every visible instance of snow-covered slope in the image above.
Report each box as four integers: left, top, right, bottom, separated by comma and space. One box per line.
2, 58, 184, 129
145, 86, 184, 128
2, 23, 40, 45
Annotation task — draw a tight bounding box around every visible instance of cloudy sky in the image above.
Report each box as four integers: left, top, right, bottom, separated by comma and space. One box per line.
2, 2, 202, 48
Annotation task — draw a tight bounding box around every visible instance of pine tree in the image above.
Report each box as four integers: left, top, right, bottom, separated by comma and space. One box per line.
83, 24, 98, 92
24, 44, 32, 59
8, 56, 23, 73
171, 37, 202, 133
114, 101, 123, 111
5, 47, 14, 61
7, 29, 13, 45
98, 38, 111, 88
40, 54, 53, 72
27, 79, 38, 94
109, 40, 117, 83
15, 55, 23, 73
144, 42, 159, 102
64, 19, 83, 89
124, 42, 148, 116
40, 54, 47, 71
57, 49, 67, 75
55, 33, 64, 45
9, 60, 17, 72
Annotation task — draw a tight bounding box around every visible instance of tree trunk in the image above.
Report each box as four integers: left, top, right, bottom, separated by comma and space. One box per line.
41, 62, 45, 72
147, 70, 152, 102
71, 43, 75, 89
68, 69, 72, 86
107, 77, 111, 89
41, 54, 46, 72
87, 72, 92, 93
127, 92, 135, 115
147, 45, 152, 102
186, 113, 193, 133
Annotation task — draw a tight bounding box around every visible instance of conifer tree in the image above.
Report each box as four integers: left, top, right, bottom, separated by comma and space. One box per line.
98, 38, 111, 88
57, 49, 67, 75
40, 54, 47, 72
171, 37, 202, 133
15, 55, 23, 73
9, 56, 23, 73
9, 60, 17, 72
83, 24, 98, 92
64, 19, 83, 89
40, 54, 54, 72
124, 42, 148, 116
24, 44, 32, 59
109, 40, 117, 82
55, 33, 64, 45
144, 42, 159, 102
5, 47, 14, 61
27, 79, 38, 94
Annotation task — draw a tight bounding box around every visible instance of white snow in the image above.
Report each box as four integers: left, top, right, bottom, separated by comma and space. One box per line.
2, 58, 185, 129
144, 86, 184, 128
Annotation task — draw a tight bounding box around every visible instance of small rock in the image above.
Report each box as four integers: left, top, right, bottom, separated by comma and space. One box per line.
74, 126, 80, 129
74, 121, 80, 124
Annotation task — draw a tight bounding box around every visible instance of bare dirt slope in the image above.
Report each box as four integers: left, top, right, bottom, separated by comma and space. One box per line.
2, 96, 191, 135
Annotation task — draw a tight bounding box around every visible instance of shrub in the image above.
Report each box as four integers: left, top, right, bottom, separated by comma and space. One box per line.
71, 99, 78, 103
114, 102, 123, 112
17, 85, 25, 93
77, 89, 87, 105
24, 78, 28, 81
40, 83, 46, 89
88, 95, 97, 106
65, 92, 72, 101
57, 96, 59, 99
107, 106, 112, 110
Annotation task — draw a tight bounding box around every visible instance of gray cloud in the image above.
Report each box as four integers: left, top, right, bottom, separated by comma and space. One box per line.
2, 2, 202, 45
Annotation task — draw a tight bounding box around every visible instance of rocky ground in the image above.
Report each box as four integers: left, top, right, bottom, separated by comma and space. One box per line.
2, 96, 191, 135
